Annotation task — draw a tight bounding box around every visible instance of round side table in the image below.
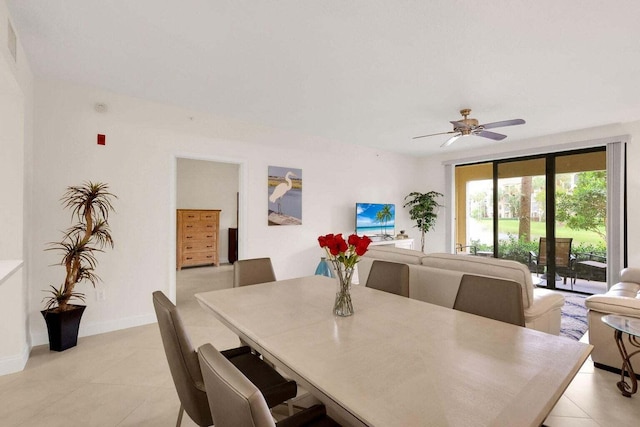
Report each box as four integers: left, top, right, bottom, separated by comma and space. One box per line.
602, 314, 640, 397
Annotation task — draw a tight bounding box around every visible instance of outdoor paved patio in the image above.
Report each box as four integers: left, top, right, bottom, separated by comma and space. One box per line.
536, 276, 607, 295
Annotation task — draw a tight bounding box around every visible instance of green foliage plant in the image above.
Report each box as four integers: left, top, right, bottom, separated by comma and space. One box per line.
403, 191, 443, 252
556, 171, 607, 240
43, 182, 116, 312
497, 234, 539, 265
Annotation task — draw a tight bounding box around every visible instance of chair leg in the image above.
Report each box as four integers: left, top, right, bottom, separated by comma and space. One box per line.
176, 404, 184, 427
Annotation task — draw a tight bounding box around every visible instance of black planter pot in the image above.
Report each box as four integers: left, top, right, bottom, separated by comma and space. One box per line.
41, 305, 86, 351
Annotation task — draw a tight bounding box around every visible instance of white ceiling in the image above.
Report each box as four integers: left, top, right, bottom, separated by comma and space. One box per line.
7, 0, 640, 156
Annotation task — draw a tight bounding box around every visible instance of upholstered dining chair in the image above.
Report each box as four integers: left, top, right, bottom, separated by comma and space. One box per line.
365, 260, 410, 297
152, 291, 297, 427
234, 257, 277, 287
453, 274, 525, 327
198, 343, 341, 427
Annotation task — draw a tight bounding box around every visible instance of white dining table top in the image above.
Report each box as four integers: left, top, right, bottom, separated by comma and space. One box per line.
195, 275, 592, 427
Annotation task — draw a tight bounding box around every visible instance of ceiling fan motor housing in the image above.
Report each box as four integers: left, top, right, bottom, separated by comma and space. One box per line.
455, 109, 478, 134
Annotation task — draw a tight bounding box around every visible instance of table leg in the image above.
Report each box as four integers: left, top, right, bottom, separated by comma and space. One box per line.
613, 330, 639, 397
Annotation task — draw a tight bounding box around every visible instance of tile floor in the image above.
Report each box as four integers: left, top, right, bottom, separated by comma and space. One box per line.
1, 265, 639, 426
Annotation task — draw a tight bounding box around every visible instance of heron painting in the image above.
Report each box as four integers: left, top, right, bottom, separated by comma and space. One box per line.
268, 166, 302, 226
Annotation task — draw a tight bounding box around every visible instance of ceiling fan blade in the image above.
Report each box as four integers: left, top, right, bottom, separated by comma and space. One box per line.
412, 130, 457, 140
441, 134, 462, 147
450, 120, 471, 129
480, 119, 525, 130
476, 130, 507, 141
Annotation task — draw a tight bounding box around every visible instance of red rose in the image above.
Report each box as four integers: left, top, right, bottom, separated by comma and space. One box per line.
326, 234, 347, 256
354, 235, 371, 256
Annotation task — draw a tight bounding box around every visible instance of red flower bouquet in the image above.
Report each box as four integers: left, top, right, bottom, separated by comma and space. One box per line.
318, 233, 371, 316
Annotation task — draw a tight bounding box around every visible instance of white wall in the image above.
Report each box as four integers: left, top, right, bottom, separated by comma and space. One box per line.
0, 2, 33, 374
176, 158, 239, 263
27, 79, 421, 346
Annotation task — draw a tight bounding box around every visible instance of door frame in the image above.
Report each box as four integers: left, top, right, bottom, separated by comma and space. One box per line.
168, 152, 246, 302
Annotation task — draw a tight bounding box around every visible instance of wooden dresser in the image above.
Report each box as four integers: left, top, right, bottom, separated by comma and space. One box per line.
176, 209, 220, 270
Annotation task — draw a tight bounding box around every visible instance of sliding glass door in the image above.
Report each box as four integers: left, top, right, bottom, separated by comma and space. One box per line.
496, 158, 546, 266
455, 148, 607, 293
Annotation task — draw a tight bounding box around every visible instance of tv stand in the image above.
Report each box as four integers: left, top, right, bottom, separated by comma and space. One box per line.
369, 238, 414, 250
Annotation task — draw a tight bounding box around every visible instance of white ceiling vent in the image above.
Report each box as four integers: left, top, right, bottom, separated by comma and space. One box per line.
7, 20, 17, 62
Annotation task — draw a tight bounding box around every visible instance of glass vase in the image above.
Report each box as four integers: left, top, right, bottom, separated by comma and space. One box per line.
333, 265, 354, 316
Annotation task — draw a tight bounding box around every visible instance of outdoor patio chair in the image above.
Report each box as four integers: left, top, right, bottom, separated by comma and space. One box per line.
529, 237, 576, 287
455, 243, 478, 255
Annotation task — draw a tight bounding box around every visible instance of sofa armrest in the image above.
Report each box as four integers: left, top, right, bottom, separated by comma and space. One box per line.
523, 289, 564, 334
526, 289, 565, 318
585, 295, 640, 318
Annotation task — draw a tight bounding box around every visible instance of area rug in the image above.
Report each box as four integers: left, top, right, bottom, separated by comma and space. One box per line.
557, 291, 589, 340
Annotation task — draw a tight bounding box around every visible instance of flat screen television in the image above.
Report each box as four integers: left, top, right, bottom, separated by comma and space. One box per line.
355, 203, 395, 238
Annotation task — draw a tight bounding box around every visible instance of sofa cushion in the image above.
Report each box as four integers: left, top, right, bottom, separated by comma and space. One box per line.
363, 246, 425, 265
600, 282, 640, 298
420, 253, 534, 309
621, 268, 640, 284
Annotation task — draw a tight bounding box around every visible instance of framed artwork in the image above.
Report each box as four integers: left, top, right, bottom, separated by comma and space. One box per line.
268, 166, 302, 225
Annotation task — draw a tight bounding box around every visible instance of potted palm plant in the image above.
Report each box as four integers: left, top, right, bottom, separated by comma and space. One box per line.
41, 182, 116, 351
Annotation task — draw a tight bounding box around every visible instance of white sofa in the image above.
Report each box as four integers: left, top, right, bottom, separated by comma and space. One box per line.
585, 268, 640, 370
358, 246, 565, 335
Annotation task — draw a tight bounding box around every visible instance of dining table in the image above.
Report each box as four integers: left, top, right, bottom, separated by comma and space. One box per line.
195, 275, 592, 427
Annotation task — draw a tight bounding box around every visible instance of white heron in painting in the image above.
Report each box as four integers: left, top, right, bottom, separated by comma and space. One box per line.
269, 171, 296, 214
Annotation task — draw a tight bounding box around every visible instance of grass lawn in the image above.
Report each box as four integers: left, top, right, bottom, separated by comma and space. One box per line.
477, 219, 605, 246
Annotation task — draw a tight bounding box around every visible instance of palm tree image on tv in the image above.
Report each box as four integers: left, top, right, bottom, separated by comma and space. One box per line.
355, 203, 395, 237
375, 204, 393, 237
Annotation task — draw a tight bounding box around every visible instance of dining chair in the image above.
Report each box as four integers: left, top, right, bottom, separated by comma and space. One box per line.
365, 260, 410, 297
152, 291, 297, 427
198, 343, 341, 427
234, 257, 277, 287
453, 274, 525, 327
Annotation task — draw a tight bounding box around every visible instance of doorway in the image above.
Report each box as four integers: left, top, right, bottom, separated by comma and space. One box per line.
455, 148, 609, 293
170, 156, 244, 302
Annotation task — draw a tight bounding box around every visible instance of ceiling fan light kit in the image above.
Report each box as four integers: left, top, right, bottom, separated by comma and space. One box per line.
413, 108, 525, 147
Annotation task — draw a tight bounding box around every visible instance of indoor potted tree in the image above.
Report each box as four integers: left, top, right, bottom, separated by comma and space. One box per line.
41, 181, 116, 351
403, 191, 443, 252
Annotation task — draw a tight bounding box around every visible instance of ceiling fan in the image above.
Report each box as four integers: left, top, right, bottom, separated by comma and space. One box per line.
413, 108, 525, 147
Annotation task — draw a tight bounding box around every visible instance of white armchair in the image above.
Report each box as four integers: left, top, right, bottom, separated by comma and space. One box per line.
585, 268, 640, 371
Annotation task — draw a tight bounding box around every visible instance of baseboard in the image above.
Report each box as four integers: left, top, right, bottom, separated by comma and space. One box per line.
594, 361, 626, 376
0, 343, 30, 376
30, 312, 157, 348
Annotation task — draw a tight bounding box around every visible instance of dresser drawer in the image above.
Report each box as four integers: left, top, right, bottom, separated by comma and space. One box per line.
181, 231, 216, 243
199, 211, 219, 221
182, 221, 217, 234
182, 240, 216, 253
181, 251, 216, 266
